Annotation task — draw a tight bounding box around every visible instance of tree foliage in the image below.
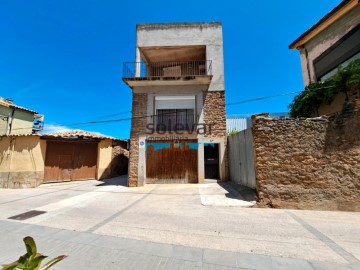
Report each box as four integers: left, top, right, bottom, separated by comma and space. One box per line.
289, 59, 360, 118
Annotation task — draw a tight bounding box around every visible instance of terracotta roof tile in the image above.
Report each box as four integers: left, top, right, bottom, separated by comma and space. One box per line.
2, 129, 127, 141
0, 97, 38, 114
41, 129, 116, 140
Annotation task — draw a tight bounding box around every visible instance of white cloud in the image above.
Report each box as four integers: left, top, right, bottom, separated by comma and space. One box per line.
41, 124, 72, 134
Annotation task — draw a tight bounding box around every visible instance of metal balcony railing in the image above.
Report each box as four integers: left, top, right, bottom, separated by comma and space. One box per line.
123, 60, 212, 78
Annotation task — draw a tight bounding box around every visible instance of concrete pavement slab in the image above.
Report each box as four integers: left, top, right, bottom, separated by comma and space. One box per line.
0, 177, 359, 269
235, 253, 273, 270
199, 183, 255, 207
310, 261, 353, 270
203, 249, 238, 267
270, 256, 313, 270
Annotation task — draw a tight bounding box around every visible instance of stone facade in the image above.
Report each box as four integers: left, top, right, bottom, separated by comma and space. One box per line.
128, 93, 147, 187
203, 91, 228, 180
111, 140, 129, 177
252, 107, 360, 211
203, 91, 226, 138
127, 90, 229, 186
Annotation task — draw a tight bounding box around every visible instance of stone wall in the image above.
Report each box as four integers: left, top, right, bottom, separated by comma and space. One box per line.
252, 108, 360, 211
203, 90, 228, 180
203, 91, 226, 138
111, 140, 129, 177
97, 139, 129, 180
128, 93, 148, 187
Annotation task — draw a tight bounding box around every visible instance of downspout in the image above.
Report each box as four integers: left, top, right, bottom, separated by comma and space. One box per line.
4, 115, 9, 135
7, 107, 16, 135
7, 137, 15, 187
29, 145, 38, 187
303, 46, 313, 84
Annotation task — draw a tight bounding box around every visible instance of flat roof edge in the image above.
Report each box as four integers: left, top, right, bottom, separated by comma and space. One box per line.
137, 22, 222, 31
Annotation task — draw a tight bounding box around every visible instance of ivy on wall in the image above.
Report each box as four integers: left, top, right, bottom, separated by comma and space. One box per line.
289, 59, 360, 118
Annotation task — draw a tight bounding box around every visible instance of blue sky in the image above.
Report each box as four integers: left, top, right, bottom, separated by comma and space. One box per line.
0, 0, 340, 139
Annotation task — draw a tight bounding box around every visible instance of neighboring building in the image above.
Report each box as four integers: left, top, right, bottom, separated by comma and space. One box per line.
290, 0, 360, 115
0, 97, 42, 135
123, 22, 227, 186
0, 130, 128, 188
227, 117, 251, 133
227, 113, 289, 133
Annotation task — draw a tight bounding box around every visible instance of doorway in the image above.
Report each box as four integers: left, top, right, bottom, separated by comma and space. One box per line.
44, 141, 98, 182
204, 143, 219, 179
146, 140, 198, 184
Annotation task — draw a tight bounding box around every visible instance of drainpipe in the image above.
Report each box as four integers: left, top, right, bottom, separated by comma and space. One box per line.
2, 115, 9, 135
7, 137, 15, 187
303, 46, 313, 84
7, 107, 16, 136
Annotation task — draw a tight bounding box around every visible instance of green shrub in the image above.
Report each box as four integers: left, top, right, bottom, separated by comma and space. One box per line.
227, 129, 240, 136
289, 59, 360, 118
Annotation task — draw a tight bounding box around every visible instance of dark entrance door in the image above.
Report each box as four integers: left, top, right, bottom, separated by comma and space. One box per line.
146, 140, 198, 184
204, 143, 219, 179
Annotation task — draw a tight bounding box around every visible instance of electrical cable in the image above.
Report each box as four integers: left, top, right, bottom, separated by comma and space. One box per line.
2, 85, 338, 132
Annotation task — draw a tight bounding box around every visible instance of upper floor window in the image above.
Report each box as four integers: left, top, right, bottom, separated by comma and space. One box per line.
314, 25, 360, 81
154, 96, 195, 131
156, 109, 194, 131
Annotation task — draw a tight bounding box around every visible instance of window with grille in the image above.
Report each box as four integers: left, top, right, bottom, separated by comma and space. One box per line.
156, 109, 194, 131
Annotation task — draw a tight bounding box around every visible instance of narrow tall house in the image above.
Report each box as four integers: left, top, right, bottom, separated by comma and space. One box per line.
123, 22, 227, 186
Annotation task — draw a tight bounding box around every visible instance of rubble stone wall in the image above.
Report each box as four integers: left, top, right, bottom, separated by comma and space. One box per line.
252, 108, 360, 211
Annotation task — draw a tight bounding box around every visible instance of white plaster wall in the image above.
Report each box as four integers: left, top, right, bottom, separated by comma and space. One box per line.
136, 23, 224, 91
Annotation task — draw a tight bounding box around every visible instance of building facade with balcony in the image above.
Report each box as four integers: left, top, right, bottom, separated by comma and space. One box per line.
123, 22, 227, 186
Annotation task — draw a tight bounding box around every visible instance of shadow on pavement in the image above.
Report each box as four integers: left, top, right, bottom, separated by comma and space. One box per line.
220, 181, 256, 202
96, 175, 128, 187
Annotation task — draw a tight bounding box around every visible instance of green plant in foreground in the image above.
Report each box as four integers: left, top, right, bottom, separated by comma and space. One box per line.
1, 236, 67, 270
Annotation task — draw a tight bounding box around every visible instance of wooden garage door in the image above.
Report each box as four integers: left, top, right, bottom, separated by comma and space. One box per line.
146, 140, 198, 183
44, 141, 98, 182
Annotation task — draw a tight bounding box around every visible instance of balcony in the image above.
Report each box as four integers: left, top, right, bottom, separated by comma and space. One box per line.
122, 60, 212, 87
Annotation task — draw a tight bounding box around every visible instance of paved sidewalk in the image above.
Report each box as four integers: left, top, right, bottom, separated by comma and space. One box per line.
1, 220, 358, 270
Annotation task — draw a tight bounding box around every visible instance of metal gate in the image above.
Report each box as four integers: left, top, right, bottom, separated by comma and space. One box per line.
44, 141, 98, 182
146, 140, 198, 183
228, 129, 256, 189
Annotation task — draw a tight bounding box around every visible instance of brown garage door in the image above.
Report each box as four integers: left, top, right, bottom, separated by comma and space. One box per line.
146, 140, 198, 184
44, 141, 98, 182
